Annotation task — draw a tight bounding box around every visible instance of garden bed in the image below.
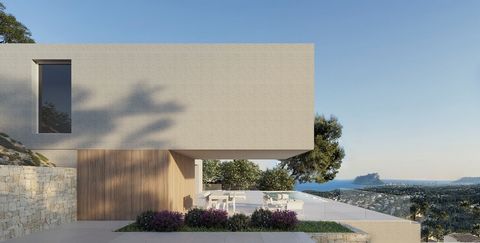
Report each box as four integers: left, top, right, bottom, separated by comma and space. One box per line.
117, 221, 351, 233
116, 208, 352, 233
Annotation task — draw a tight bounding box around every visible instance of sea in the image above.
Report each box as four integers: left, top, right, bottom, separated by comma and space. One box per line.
295, 179, 454, 192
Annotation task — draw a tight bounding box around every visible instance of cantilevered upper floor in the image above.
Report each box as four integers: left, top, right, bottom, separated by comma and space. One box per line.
0, 44, 314, 159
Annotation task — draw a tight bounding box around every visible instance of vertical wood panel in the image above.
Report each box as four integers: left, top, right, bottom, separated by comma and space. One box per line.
104, 150, 114, 220
147, 150, 158, 211
123, 151, 133, 219
157, 150, 168, 211
77, 149, 194, 220
105, 150, 132, 220
92, 150, 105, 220
131, 150, 143, 216
77, 151, 87, 220
168, 151, 195, 212
77, 150, 105, 220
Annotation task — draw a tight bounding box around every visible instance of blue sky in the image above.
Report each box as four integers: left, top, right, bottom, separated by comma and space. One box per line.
4, 0, 480, 179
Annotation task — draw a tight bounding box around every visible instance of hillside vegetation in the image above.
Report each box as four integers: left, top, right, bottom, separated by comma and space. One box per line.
0, 132, 54, 167
307, 185, 480, 241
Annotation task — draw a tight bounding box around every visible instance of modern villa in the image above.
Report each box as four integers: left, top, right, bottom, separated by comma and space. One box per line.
0, 43, 314, 218
0, 44, 419, 243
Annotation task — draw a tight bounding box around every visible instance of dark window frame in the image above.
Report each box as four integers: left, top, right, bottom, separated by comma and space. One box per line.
35, 59, 72, 134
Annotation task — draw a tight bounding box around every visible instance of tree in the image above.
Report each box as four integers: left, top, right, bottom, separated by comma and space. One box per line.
421, 225, 432, 243
409, 204, 419, 221
220, 160, 261, 190
280, 115, 345, 183
0, 2, 34, 43
257, 167, 295, 191
425, 206, 449, 241
202, 159, 222, 184
472, 223, 480, 237
431, 224, 448, 242
409, 195, 429, 221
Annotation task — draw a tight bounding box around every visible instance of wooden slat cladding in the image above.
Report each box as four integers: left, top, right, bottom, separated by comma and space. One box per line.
77, 150, 194, 220
168, 151, 195, 211
104, 150, 132, 220
76, 151, 87, 220
77, 150, 105, 220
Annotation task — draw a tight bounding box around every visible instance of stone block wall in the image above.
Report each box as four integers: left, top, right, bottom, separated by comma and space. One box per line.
309, 224, 370, 243
0, 165, 76, 241
309, 232, 370, 243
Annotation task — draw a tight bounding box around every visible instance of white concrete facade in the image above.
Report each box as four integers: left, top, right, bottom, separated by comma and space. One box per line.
194, 159, 203, 194
0, 44, 314, 162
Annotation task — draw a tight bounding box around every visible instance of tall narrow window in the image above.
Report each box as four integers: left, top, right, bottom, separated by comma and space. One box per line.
38, 61, 71, 133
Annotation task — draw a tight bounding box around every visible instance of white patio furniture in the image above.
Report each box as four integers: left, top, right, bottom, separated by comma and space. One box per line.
226, 193, 236, 213
231, 191, 247, 200
206, 191, 245, 212
206, 192, 229, 210
224, 191, 247, 213
263, 193, 288, 210
261, 192, 304, 215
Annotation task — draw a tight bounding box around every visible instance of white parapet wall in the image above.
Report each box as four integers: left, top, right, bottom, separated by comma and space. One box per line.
194, 160, 203, 194
0, 165, 77, 241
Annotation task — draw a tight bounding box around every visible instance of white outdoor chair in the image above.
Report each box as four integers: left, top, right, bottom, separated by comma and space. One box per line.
263, 194, 288, 210
206, 193, 229, 210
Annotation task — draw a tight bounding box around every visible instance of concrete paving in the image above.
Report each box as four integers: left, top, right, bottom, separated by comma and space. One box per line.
4, 191, 410, 243
2, 221, 314, 243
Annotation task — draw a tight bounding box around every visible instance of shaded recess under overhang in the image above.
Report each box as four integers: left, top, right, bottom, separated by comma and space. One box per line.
172, 149, 310, 160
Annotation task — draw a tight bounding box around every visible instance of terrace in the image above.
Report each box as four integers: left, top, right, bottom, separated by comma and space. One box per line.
197, 190, 420, 242
198, 190, 404, 221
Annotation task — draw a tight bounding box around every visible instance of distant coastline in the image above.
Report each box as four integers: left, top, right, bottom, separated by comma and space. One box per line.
295, 179, 454, 192
452, 177, 480, 184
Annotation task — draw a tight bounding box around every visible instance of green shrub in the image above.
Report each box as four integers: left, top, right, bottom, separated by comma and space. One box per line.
227, 214, 250, 232
296, 221, 352, 233
136, 211, 155, 231
185, 208, 206, 227
257, 167, 295, 191
220, 160, 261, 190
202, 160, 222, 184
250, 208, 272, 228
0, 132, 55, 167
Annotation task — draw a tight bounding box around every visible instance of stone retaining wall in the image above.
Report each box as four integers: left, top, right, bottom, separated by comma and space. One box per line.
0, 165, 76, 241
309, 225, 370, 243
309, 232, 370, 243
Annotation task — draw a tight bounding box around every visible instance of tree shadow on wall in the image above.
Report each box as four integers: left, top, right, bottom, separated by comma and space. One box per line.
1, 76, 194, 220
71, 82, 185, 148
0, 76, 185, 149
